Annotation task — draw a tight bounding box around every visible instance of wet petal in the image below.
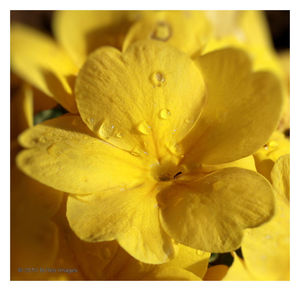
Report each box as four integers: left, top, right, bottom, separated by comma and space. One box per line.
75, 40, 206, 161
17, 115, 146, 194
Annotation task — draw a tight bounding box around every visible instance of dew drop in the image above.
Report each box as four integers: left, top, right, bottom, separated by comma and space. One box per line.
196, 250, 202, 255
151, 21, 172, 41
150, 72, 166, 87
130, 147, 141, 157
115, 132, 122, 139
47, 144, 61, 157
159, 108, 171, 120
98, 121, 115, 140
168, 143, 184, 156
39, 136, 47, 143
137, 121, 151, 135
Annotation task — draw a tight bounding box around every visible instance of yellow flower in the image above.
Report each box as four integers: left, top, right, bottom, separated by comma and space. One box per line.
17, 40, 282, 264
223, 154, 290, 281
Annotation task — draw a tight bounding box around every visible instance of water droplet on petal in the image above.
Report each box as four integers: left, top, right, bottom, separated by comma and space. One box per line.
39, 136, 47, 143
115, 132, 122, 139
150, 72, 166, 87
137, 121, 151, 135
196, 250, 202, 255
151, 21, 172, 41
168, 143, 184, 156
130, 146, 141, 157
159, 108, 171, 120
47, 144, 61, 157
98, 121, 115, 140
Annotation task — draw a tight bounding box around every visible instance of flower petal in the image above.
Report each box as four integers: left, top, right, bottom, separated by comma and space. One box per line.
205, 11, 272, 49
67, 182, 176, 264
223, 254, 253, 281
11, 23, 78, 113
254, 131, 290, 181
183, 48, 283, 165
241, 194, 290, 280
159, 167, 274, 253
140, 265, 201, 281
123, 11, 212, 56
162, 244, 210, 278
75, 40, 206, 161
271, 154, 290, 201
204, 265, 229, 281
11, 165, 62, 279
11, 83, 33, 140
53, 11, 131, 67
17, 115, 146, 194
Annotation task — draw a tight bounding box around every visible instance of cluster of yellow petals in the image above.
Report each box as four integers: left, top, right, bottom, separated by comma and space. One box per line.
10, 10, 289, 280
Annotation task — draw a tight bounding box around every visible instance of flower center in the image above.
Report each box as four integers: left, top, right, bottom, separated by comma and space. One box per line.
151, 160, 183, 182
